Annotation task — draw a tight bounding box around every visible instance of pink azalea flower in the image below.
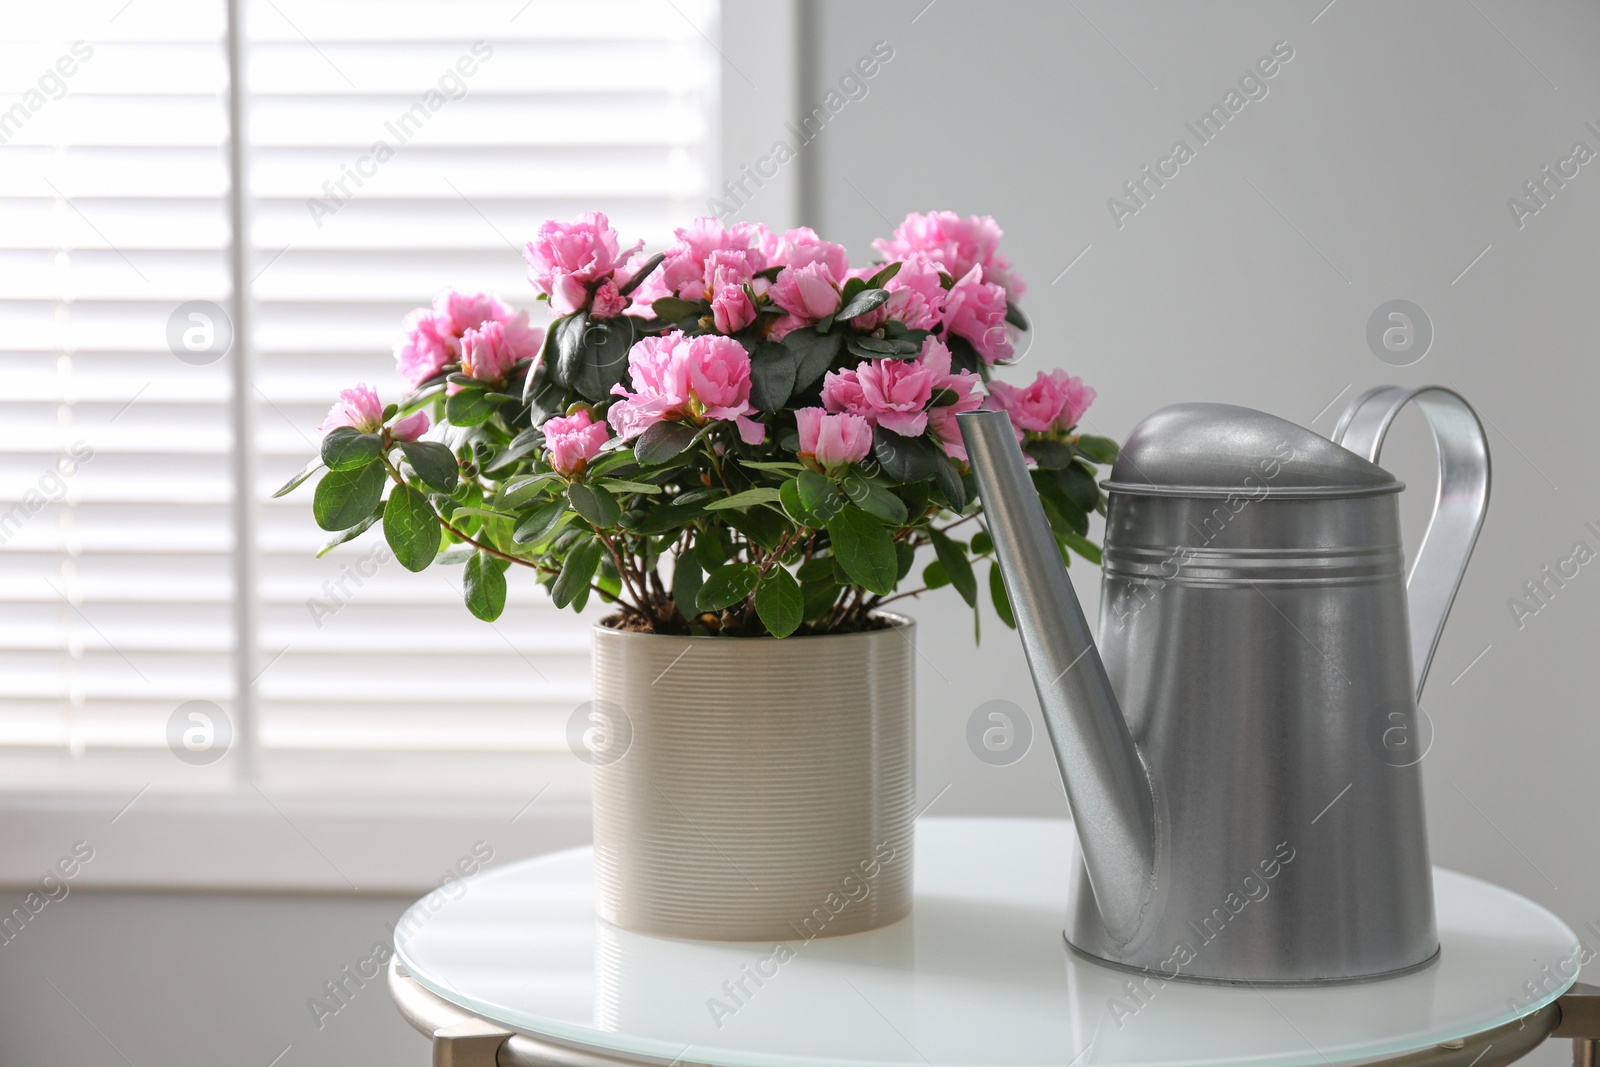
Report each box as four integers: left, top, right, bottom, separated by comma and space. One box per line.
607, 332, 765, 446
822, 355, 939, 438
768, 227, 850, 280
872, 210, 1027, 297
918, 338, 985, 460
459, 320, 537, 385
523, 212, 643, 316
853, 251, 946, 331
318, 384, 385, 435
704, 249, 758, 334
710, 283, 756, 333
542, 409, 610, 476
390, 411, 430, 442
590, 279, 627, 320
942, 265, 1015, 364
395, 309, 453, 387
765, 313, 811, 342
638, 217, 769, 305
770, 260, 841, 322
986, 369, 1097, 435
395, 290, 543, 388
317, 384, 428, 440
795, 407, 873, 470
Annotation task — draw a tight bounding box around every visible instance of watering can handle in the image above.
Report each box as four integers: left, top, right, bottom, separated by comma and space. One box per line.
1332, 386, 1491, 701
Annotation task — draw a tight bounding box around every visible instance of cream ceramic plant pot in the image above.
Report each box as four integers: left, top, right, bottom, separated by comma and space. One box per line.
589, 615, 915, 941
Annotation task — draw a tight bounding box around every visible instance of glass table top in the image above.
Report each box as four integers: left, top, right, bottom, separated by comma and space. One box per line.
395, 817, 1579, 1067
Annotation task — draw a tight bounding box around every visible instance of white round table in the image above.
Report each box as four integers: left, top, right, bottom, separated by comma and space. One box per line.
391, 818, 1595, 1067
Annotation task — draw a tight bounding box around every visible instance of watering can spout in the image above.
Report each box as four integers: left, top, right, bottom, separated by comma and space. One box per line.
957, 409, 1157, 941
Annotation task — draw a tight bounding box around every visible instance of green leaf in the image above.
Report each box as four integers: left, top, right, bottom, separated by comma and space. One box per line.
313, 462, 386, 532
448, 505, 515, 522
1005, 301, 1029, 331
797, 469, 844, 521
672, 551, 704, 623
647, 296, 702, 322
839, 471, 907, 525
933, 454, 968, 511
399, 440, 459, 493
463, 551, 508, 621
320, 427, 383, 471
1060, 528, 1103, 565
869, 427, 943, 483
383, 483, 440, 572
1075, 434, 1119, 465
622, 500, 706, 536
570, 314, 634, 400
446, 386, 497, 427
797, 557, 834, 584
922, 558, 950, 589
720, 503, 788, 549
695, 532, 729, 571
835, 287, 889, 322
315, 503, 383, 557
990, 561, 1016, 629
866, 261, 902, 288
484, 426, 544, 472
596, 478, 662, 495
1024, 438, 1075, 470
273, 455, 325, 498
802, 575, 840, 620
754, 567, 803, 637
512, 499, 568, 544
779, 477, 816, 527
749, 341, 798, 412
895, 540, 916, 581
697, 562, 759, 612
618, 251, 666, 296
929, 528, 977, 607
846, 335, 920, 360
552, 537, 602, 609
738, 459, 805, 472
567, 482, 621, 528
633, 421, 700, 466
971, 528, 993, 555
782, 328, 846, 390
827, 506, 897, 595
497, 473, 563, 510
1043, 462, 1099, 512
703, 486, 784, 511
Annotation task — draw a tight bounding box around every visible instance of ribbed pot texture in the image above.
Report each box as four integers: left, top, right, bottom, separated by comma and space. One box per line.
590, 616, 915, 941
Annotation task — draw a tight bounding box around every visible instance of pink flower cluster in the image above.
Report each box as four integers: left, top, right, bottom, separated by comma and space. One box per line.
872, 210, 1027, 296
795, 408, 872, 470
523, 211, 643, 317
542, 409, 610, 476
317, 384, 428, 441
606, 332, 766, 446
396, 290, 543, 388
819, 338, 984, 460
986, 370, 1096, 437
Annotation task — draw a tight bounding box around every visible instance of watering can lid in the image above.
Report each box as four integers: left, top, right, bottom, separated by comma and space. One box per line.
1101, 402, 1402, 499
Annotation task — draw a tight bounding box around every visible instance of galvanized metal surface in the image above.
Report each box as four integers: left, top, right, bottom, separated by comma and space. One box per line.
957, 390, 1490, 984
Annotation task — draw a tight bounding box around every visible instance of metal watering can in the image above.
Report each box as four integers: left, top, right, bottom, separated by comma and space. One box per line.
956, 386, 1491, 984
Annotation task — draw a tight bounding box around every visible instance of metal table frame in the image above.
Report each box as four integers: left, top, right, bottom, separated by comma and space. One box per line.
390, 958, 1600, 1067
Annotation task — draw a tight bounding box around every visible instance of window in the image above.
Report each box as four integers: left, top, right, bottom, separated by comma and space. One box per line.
0, 0, 722, 800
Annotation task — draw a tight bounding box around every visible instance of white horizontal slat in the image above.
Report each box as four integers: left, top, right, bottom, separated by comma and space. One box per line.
0, 0, 720, 776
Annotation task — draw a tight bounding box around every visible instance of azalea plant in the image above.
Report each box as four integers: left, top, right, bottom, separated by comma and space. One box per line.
277, 212, 1116, 637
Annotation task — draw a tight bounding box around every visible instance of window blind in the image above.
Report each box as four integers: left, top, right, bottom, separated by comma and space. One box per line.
0, 0, 721, 795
